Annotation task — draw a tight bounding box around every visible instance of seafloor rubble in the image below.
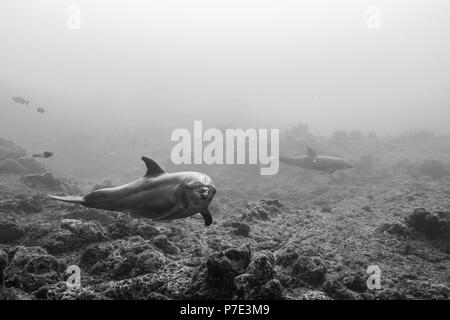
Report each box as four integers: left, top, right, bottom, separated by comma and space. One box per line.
0, 132, 449, 300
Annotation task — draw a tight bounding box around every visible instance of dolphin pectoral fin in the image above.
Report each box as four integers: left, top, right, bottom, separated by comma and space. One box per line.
200, 208, 213, 226
320, 170, 335, 175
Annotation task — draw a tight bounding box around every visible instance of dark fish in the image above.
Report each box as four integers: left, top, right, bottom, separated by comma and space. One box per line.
32, 151, 53, 158
12, 97, 29, 105
37, 107, 46, 113
280, 147, 354, 174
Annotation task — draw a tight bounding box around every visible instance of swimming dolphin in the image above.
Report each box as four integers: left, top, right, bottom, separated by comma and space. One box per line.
280, 147, 353, 174
49, 156, 217, 226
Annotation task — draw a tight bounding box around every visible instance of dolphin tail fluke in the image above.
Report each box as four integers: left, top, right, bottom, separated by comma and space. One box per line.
49, 195, 86, 205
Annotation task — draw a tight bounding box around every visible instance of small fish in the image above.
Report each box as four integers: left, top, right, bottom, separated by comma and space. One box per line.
12, 97, 30, 105
32, 151, 53, 158
36, 107, 46, 113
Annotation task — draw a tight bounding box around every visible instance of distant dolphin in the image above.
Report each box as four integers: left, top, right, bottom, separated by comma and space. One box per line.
280, 147, 353, 174
49, 156, 216, 226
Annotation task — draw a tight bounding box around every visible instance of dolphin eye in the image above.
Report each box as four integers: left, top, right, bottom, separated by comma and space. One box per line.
186, 181, 202, 189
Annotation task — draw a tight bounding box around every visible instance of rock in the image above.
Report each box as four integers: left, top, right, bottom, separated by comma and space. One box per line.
0, 249, 7, 285
291, 256, 327, 286
92, 180, 115, 191
16, 195, 43, 214
35, 282, 108, 300
98, 273, 165, 300
405, 208, 450, 239
146, 292, 170, 300
376, 222, 410, 237
242, 199, 286, 221
0, 195, 44, 215
247, 252, 276, 282
275, 247, 299, 268
23, 219, 107, 253
79, 243, 114, 270
20, 172, 62, 190
81, 237, 165, 280
391, 280, 450, 299
0, 220, 25, 243
107, 214, 159, 240
230, 222, 250, 237
3, 246, 63, 293
0, 287, 34, 300
0, 139, 26, 161
323, 278, 362, 300
234, 252, 278, 299
186, 245, 251, 299
260, 279, 283, 299
63, 208, 115, 226
374, 288, 408, 300
417, 159, 448, 180
133, 250, 166, 275
0, 199, 18, 213
0, 159, 26, 174
152, 235, 180, 255
17, 157, 46, 174
342, 273, 368, 292
299, 290, 332, 300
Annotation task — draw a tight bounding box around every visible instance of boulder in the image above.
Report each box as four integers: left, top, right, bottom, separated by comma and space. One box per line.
107, 214, 159, 240
152, 235, 180, 255
186, 245, 251, 299
291, 256, 327, 286
80, 237, 165, 280
22, 219, 107, 253
3, 246, 63, 292
0, 159, 26, 175
20, 172, 62, 190
405, 208, 450, 239
0, 220, 25, 243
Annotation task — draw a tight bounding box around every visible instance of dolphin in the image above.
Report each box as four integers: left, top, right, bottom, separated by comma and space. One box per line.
280, 147, 353, 174
49, 156, 217, 226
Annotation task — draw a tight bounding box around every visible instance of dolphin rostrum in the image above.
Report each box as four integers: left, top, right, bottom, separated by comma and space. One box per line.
280, 147, 353, 174
49, 156, 216, 226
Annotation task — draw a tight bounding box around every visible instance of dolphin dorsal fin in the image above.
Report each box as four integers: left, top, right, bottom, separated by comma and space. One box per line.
141, 156, 166, 177
306, 147, 317, 157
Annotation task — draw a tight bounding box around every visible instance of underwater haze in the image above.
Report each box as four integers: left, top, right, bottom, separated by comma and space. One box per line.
0, 0, 449, 302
